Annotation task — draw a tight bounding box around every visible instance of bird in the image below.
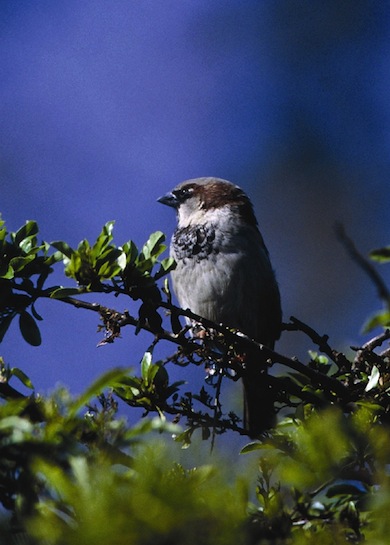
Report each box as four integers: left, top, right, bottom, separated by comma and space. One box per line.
158, 177, 282, 437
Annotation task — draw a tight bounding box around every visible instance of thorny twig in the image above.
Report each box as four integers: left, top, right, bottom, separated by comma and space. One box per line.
284, 316, 351, 370
55, 295, 351, 401
353, 329, 390, 366
335, 223, 390, 308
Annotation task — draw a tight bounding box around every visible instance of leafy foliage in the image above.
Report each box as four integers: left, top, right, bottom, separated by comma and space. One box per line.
0, 218, 63, 345
0, 216, 390, 543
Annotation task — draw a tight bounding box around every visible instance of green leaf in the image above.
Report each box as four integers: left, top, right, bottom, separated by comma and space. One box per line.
141, 351, 153, 382
301, 385, 327, 401
31, 302, 43, 321
50, 287, 85, 299
19, 311, 42, 346
121, 240, 138, 264
355, 400, 383, 412
96, 247, 123, 278
153, 257, 176, 280
19, 236, 37, 254
308, 350, 329, 365
65, 253, 83, 278
44, 250, 65, 266
174, 428, 194, 449
141, 231, 166, 260
162, 380, 186, 399
50, 240, 75, 259
117, 251, 127, 270
0, 314, 15, 342
69, 367, 132, 416
0, 263, 14, 279
77, 239, 91, 254
13, 220, 39, 246
97, 261, 122, 279
135, 256, 154, 274
370, 246, 390, 263
114, 375, 143, 401
91, 221, 116, 257
98, 246, 123, 262
240, 441, 266, 454
365, 365, 380, 392
147, 363, 163, 386
10, 367, 34, 389
9, 255, 36, 272
362, 310, 390, 332
0, 226, 6, 243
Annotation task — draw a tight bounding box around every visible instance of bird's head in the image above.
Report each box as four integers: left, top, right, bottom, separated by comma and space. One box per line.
157, 177, 258, 229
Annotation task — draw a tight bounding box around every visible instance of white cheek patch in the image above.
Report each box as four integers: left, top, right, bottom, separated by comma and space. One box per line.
178, 204, 232, 229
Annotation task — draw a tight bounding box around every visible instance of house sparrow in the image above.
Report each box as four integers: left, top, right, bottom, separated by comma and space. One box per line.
158, 177, 282, 436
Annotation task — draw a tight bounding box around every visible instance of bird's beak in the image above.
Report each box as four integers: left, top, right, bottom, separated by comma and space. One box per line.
157, 191, 178, 208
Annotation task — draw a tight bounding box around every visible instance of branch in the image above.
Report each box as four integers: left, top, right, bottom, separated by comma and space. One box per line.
161, 401, 248, 437
353, 329, 390, 366
335, 223, 390, 307
56, 295, 352, 401
284, 316, 351, 369
56, 296, 185, 346
262, 345, 350, 399
358, 328, 390, 352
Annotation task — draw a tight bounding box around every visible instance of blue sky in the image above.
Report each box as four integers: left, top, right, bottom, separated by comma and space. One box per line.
1, 2, 389, 433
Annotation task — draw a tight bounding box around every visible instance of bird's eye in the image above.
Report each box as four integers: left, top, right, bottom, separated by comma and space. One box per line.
174, 186, 194, 201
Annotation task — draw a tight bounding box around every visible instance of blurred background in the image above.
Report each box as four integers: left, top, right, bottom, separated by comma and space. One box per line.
1, 1, 389, 444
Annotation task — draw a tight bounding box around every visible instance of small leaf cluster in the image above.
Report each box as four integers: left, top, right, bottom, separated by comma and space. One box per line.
51, 221, 124, 289
0, 218, 175, 346
113, 349, 185, 415
51, 224, 175, 301
243, 408, 377, 543
0, 218, 62, 345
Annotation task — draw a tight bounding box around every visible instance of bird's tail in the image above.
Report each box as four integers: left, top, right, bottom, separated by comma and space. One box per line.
242, 368, 276, 438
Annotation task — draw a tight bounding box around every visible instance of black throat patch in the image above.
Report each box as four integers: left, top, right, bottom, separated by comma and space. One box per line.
172, 225, 217, 262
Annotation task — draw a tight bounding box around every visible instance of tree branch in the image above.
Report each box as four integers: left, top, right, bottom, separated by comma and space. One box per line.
284, 316, 351, 370
52, 295, 352, 401
353, 328, 390, 366
335, 223, 390, 307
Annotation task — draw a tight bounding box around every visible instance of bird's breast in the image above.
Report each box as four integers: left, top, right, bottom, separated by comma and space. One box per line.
170, 223, 248, 325
172, 225, 218, 262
